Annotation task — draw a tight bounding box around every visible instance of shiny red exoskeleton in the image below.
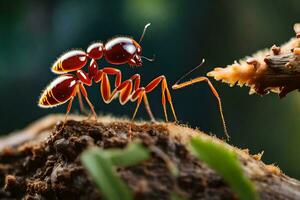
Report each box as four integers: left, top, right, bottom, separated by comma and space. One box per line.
39, 24, 177, 122
51, 37, 143, 74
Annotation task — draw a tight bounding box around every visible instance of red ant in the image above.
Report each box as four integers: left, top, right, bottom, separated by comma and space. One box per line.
39, 24, 177, 123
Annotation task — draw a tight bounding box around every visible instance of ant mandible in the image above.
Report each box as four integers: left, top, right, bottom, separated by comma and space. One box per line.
39, 24, 177, 123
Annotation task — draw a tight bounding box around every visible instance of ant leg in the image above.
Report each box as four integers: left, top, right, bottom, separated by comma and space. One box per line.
172, 77, 229, 140
100, 73, 112, 103
143, 94, 155, 122
130, 74, 141, 90
52, 96, 75, 139
162, 88, 168, 122
128, 88, 144, 139
56, 90, 77, 135
145, 76, 178, 122
100, 74, 152, 122
162, 78, 177, 122
62, 83, 79, 124
112, 78, 154, 122
79, 83, 97, 121
97, 71, 162, 122
76, 69, 93, 116
130, 74, 155, 121
64, 96, 75, 123
77, 91, 89, 115
102, 67, 122, 87
129, 88, 145, 121
100, 71, 152, 120
99, 67, 130, 103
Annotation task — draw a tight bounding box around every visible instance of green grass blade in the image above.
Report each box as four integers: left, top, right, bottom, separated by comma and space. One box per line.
171, 193, 186, 200
81, 148, 133, 200
189, 137, 260, 200
108, 142, 150, 167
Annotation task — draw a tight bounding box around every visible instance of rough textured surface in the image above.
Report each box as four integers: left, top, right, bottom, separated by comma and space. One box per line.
0, 115, 300, 200
207, 24, 300, 97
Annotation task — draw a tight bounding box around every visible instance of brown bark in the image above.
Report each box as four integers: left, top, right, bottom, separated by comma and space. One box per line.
254, 53, 300, 97
262, 53, 300, 84
208, 24, 300, 97
0, 114, 300, 200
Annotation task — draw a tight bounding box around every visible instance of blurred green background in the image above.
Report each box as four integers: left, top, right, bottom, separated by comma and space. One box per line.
1, 0, 300, 178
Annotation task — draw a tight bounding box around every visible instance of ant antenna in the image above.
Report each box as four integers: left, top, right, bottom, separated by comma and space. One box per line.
174, 58, 205, 86
141, 55, 156, 62
139, 23, 151, 43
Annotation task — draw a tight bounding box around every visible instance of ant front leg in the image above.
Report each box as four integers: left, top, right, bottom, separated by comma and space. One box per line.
144, 76, 178, 122
172, 76, 229, 140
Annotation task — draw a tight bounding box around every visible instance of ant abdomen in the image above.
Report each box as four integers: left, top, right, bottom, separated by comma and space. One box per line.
52, 50, 88, 74
39, 74, 78, 107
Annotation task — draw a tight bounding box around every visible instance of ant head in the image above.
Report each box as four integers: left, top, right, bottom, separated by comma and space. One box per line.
105, 23, 154, 67
129, 55, 142, 67
129, 23, 155, 67
128, 40, 142, 67
128, 44, 155, 67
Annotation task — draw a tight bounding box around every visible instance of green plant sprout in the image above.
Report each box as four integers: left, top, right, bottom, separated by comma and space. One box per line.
189, 137, 260, 200
171, 193, 187, 200
81, 137, 260, 200
81, 142, 150, 200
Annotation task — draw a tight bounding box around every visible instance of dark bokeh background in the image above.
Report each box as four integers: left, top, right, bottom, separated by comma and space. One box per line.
1, 0, 300, 178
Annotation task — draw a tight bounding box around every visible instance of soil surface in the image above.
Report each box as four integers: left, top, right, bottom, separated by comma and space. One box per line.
1, 115, 300, 200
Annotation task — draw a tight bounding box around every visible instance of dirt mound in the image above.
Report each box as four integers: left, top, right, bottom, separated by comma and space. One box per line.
1, 116, 300, 200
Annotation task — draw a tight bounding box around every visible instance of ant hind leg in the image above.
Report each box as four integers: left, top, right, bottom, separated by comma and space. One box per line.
54, 95, 75, 139
145, 76, 178, 122
79, 83, 97, 121
64, 97, 75, 123
77, 90, 89, 116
